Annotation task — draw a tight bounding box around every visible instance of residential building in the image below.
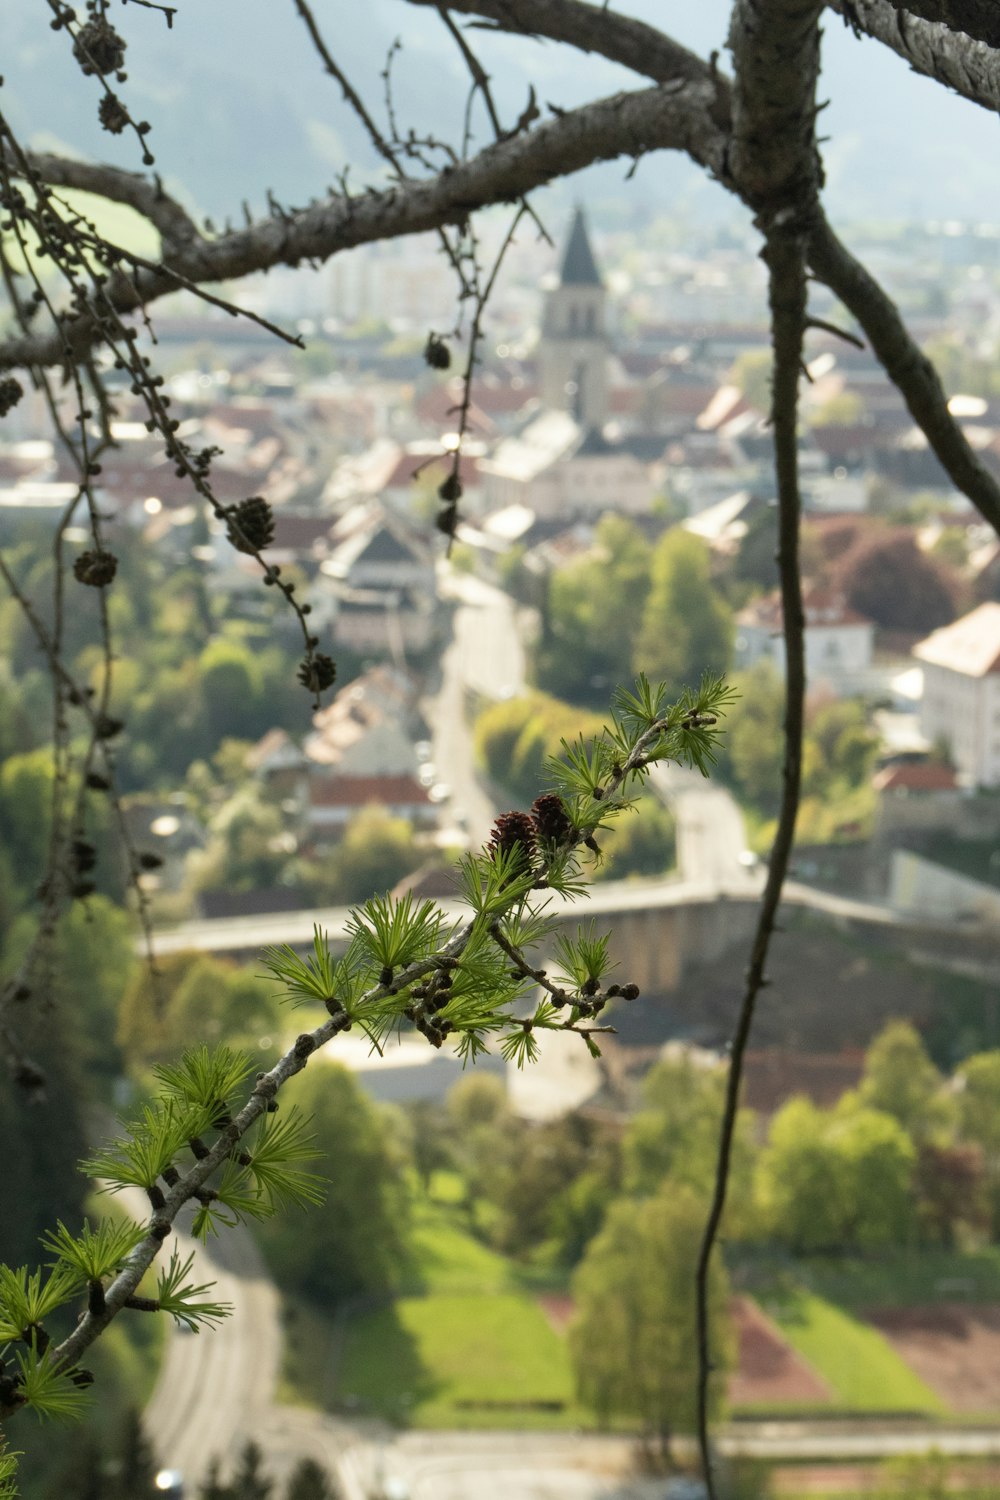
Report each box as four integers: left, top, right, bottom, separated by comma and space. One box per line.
914, 602, 1000, 786
735, 586, 874, 694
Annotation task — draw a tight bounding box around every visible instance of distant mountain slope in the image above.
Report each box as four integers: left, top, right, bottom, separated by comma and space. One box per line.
4, 2, 997, 224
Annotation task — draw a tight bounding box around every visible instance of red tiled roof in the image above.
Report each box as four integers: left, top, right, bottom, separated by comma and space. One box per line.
872, 762, 958, 793
310, 775, 430, 808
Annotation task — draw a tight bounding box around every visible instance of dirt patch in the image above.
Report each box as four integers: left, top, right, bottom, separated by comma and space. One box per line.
867, 1302, 1000, 1412
538, 1294, 831, 1407
727, 1297, 832, 1407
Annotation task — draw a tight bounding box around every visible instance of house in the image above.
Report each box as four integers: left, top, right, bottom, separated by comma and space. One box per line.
735, 586, 874, 694
304, 665, 420, 775
913, 602, 1000, 786
480, 413, 653, 521
307, 773, 434, 840
317, 502, 441, 657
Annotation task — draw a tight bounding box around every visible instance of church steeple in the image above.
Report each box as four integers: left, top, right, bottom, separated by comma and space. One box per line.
539, 208, 609, 431
559, 207, 603, 288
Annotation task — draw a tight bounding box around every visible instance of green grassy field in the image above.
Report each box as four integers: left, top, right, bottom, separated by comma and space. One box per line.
281, 1184, 981, 1429
762, 1285, 946, 1415
333, 1188, 589, 1427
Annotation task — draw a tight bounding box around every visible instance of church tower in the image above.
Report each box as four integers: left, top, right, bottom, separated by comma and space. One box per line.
539, 207, 610, 431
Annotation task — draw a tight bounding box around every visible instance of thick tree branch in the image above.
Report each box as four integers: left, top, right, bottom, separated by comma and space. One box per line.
0, 82, 727, 373
407, 0, 732, 124
827, 0, 1000, 114
878, 0, 1000, 47
807, 216, 1000, 533
8, 149, 203, 249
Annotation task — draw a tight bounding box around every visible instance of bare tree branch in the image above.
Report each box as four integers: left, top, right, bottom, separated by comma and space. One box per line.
877, 0, 1000, 47
6, 148, 204, 248
0, 81, 727, 372
827, 0, 1000, 114
407, 0, 732, 122
807, 216, 1000, 533
695, 1, 822, 1492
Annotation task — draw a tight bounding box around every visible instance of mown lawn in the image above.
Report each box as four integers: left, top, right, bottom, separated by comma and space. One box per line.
334, 1187, 589, 1427
763, 1285, 946, 1415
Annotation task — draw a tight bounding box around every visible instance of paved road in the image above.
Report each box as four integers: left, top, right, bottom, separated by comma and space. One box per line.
648, 762, 758, 894
140, 1205, 283, 1484
438, 568, 527, 702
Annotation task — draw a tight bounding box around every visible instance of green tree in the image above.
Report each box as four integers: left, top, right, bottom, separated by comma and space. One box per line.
858, 1021, 948, 1143
758, 1095, 916, 1251
634, 531, 732, 702
0, 747, 55, 897
592, 796, 676, 882
755, 1097, 847, 1253
312, 806, 422, 905
474, 691, 604, 804
285, 1457, 338, 1500
198, 639, 267, 745
956, 1050, 1000, 1235
730, 349, 772, 412
570, 1183, 731, 1459
535, 516, 652, 706
626, 1052, 757, 1237
117, 952, 280, 1072
111, 1407, 158, 1500
721, 662, 786, 814
830, 1100, 916, 1249
257, 1062, 410, 1307
229, 1441, 273, 1500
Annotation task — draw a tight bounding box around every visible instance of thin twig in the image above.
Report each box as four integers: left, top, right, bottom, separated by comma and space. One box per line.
694, 228, 808, 1498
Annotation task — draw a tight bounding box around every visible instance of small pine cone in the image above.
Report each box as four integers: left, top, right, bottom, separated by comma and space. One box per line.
71, 839, 97, 873
94, 713, 125, 741
0, 378, 24, 417
98, 93, 129, 135
488, 810, 537, 872
424, 334, 451, 370
436, 505, 458, 538
621, 983, 640, 1002
73, 18, 127, 76
226, 496, 274, 554
531, 793, 573, 846
438, 472, 462, 504
73, 549, 118, 587
297, 653, 337, 695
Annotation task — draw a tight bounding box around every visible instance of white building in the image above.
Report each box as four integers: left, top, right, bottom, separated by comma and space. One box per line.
735, 587, 874, 694
914, 603, 1000, 786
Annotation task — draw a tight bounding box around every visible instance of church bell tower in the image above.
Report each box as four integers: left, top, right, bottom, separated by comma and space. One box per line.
539, 207, 610, 431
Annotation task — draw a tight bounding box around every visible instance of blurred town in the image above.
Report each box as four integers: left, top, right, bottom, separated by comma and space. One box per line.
8, 209, 1000, 1500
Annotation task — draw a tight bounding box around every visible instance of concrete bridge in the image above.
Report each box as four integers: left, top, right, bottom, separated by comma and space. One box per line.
148, 871, 999, 998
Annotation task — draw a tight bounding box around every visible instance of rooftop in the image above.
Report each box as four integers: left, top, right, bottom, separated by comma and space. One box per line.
913, 602, 1000, 678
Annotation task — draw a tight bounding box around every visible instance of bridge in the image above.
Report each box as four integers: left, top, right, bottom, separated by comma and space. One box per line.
148, 869, 999, 999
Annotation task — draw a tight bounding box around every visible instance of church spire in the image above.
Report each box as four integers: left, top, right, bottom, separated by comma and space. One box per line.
559, 206, 602, 288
